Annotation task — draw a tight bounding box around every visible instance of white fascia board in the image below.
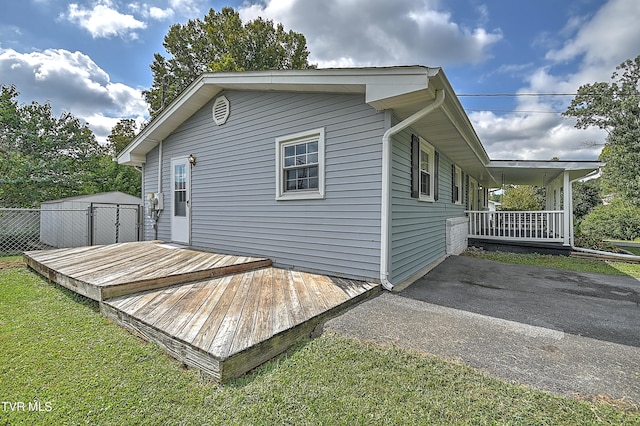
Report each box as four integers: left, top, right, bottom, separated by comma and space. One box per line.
117, 66, 442, 165
118, 151, 147, 166
117, 77, 222, 165
488, 160, 603, 170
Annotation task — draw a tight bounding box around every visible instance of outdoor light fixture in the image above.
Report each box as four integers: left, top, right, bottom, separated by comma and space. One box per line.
188, 154, 196, 166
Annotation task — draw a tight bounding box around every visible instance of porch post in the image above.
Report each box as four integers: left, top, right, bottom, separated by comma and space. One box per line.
563, 171, 572, 246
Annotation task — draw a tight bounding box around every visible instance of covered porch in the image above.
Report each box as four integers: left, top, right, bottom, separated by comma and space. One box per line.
467, 160, 602, 248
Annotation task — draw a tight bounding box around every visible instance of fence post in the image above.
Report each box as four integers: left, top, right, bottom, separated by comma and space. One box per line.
137, 205, 143, 242
87, 204, 94, 246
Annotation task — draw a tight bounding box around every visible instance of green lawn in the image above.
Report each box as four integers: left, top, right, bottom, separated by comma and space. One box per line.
1, 266, 638, 425
464, 248, 640, 278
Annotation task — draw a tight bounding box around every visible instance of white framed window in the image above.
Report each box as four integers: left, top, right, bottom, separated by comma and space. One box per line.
453, 165, 463, 204
275, 128, 325, 200
419, 139, 435, 202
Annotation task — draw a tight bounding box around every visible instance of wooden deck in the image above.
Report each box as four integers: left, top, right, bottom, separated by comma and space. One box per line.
24, 241, 380, 382
24, 241, 271, 301
101, 267, 379, 381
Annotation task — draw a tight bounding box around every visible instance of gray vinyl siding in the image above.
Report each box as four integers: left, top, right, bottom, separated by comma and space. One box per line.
390, 125, 466, 284
145, 90, 385, 281
141, 147, 163, 241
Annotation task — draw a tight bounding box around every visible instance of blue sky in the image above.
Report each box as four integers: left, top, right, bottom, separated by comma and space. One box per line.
1, 0, 638, 161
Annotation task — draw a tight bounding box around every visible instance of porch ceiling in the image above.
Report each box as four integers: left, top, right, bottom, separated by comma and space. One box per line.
487, 160, 603, 187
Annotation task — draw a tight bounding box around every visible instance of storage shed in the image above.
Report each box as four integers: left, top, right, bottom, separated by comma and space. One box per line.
39, 192, 142, 248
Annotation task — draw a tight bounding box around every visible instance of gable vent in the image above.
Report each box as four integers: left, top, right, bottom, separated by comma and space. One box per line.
212, 95, 230, 125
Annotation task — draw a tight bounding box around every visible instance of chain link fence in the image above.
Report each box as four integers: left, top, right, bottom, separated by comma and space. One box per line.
0, 205, 142, 256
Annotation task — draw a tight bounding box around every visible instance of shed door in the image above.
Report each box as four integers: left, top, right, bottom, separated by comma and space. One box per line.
171, 157, 190, 244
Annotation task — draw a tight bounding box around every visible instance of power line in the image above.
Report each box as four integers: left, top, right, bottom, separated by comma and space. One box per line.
466, 109, 562, 114
458, 93, 576, 97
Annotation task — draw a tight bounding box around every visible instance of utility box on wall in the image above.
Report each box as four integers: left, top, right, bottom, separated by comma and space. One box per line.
446, 216, 469, 255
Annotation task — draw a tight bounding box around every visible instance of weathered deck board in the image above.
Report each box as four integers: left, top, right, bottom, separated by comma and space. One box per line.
102, 266, 380, 382
24, 241, 271, 301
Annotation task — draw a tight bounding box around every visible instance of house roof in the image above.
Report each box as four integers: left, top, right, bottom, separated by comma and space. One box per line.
118, 66, 495, 184
118, 66, 602, 188
487, 160, 603, 186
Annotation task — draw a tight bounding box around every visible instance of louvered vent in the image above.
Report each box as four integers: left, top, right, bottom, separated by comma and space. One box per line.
212, 95, 230, 125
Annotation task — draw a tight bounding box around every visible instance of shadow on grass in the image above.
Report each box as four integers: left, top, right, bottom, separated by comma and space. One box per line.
28, 267, 101, 313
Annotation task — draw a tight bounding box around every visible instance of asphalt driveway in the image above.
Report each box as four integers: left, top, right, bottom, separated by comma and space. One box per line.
399, 255, 640, 347
324, 255, 640, 403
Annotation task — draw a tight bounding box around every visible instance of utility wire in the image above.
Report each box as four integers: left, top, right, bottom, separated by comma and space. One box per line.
458, 93, 577, 97
466, 109, 562, 114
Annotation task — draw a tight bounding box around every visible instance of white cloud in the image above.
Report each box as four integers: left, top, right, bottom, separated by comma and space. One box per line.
470, 109, 605, 161
471, 0, 639, 162
148, 6, 174, 20
546, 0, 640, 67
0, 47, 148, 143
66, 1, 146, 39
238, 0, 502, 68
168, 0, 202, 16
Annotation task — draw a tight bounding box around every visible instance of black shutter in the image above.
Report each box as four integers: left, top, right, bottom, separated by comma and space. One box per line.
434, 151, 439, 201
465, 173, 470, 209
411, 134, 420, 199
451, 164, 456, 203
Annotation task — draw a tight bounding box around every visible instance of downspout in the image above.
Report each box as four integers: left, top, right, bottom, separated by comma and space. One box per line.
158, 139, 163, 195
379, 89, 445, 290
155, 139, 163, 240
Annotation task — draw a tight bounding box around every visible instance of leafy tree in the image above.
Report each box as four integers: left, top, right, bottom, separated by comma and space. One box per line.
144, 7, 313, 117
0, 87, 141, 206
0, 86, 105, 207
92, 119, 141, 197
500, 185, 545, 211
563, 56, 640, 205
580, 198, 640, 241
573, 179, 601, 221
107, 118, 138, 156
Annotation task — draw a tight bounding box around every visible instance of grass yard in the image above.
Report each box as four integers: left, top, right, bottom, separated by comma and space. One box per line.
464, 248, 640, 278
1, 265, 638, 425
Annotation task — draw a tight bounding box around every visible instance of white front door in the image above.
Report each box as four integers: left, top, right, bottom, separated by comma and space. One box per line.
171, 157, 190, 243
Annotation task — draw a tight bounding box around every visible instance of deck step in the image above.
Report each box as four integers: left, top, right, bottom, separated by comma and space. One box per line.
101, 268, 380, 382
24, 241, 271, 301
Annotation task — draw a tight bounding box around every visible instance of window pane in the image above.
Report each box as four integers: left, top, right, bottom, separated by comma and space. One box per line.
174, 191, 186, 217
284, 146, 295, 157
420, 151, 429, 172
421, 171, 430, 196
280, 136, 322, 195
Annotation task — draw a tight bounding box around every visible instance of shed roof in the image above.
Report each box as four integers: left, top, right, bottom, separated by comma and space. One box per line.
41, 191, 142, 205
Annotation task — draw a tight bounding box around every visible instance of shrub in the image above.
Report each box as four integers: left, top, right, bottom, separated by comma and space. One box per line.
573, 234, 621, 252
580, 199, 640, 241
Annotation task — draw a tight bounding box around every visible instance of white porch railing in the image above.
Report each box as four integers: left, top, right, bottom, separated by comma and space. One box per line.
466, 210, 565, 242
